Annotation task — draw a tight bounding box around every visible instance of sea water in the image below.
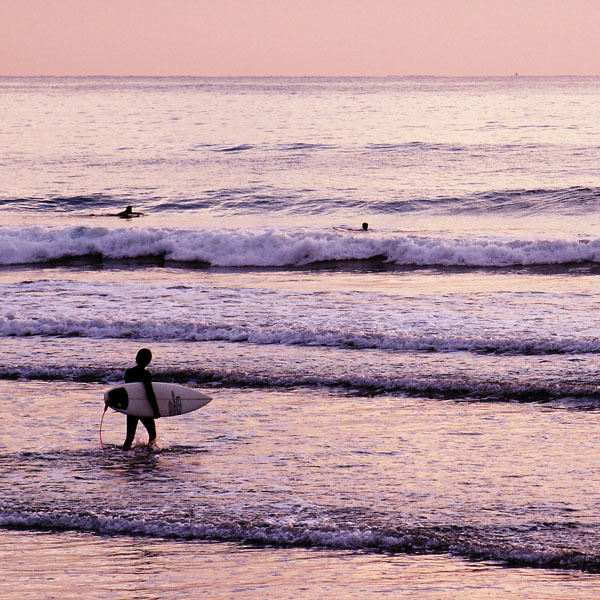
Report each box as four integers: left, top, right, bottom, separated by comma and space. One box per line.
2, 76, 600, 598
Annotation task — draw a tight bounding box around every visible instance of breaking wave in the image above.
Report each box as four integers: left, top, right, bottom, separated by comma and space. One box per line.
2, 507, 599, 572
1, 225, 600, 268
1, 314, 599, 356
1, 364, 597, 403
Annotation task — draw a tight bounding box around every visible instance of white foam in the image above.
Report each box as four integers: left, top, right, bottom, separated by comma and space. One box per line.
0, 313, 598, 355
1, 509, 596, 571
0, 363, 593, 404
1, 225, 600, 267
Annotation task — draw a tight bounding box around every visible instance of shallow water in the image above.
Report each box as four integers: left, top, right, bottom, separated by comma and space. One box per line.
4, 530, 600, 600
3, 380, 600, 574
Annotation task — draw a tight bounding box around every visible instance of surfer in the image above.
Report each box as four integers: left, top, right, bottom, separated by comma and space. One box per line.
115, 205, 143, 218
122, 348, 160, 450
333, 222, 371, 232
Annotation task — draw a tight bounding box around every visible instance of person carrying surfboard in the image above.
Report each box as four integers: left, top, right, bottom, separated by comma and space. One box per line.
122, 348, 160, 450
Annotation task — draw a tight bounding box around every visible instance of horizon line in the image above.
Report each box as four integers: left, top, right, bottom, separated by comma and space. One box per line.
2, 73, 599, 79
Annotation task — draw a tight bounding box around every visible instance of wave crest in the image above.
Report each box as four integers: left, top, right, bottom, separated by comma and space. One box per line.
2, 508, 599, 572
1, 314, 599, 356
1, 225, 600, 268
1, 364, 598, 404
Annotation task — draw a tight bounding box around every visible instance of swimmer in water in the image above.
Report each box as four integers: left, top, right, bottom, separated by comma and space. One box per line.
333, 222, 371, 232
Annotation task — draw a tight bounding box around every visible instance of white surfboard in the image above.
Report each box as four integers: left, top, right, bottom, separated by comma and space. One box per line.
104, 382, 212, 418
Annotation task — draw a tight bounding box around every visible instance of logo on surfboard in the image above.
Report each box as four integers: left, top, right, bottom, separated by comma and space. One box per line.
168, 391, 182, 416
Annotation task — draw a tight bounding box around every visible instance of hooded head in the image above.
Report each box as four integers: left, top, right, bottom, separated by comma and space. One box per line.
136, 348, 152, 368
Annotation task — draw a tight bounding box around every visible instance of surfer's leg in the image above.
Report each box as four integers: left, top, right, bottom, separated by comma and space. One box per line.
140, 417, 156, 444
123, 415, 139, 450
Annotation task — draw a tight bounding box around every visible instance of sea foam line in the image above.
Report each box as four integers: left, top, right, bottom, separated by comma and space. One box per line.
1, 315, 599, 355
0, 365, 597, 403
1, 509, 598, 572
1, 225, 600, 267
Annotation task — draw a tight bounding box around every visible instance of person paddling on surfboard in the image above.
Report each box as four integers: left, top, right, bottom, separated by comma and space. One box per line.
122, 348, 160, 450
114, 205, 144, 218
333, 222, 370, 232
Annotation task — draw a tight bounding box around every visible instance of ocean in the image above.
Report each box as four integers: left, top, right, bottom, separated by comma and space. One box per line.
2, 76, 600, 598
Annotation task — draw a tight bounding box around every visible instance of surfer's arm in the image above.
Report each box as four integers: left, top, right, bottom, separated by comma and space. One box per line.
144, 379, 160, 419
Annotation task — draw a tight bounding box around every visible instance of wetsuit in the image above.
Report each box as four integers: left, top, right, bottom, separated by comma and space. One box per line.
123, 364, 160, 449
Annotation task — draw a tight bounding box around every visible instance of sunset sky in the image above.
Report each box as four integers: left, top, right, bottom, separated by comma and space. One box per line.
2, 0, 600, 77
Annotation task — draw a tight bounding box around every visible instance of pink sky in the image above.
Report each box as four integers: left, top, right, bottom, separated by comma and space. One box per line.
2, 0, 599, 76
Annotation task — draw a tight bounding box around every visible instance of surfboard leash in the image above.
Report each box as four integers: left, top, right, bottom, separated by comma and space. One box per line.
99, 403, 108, 456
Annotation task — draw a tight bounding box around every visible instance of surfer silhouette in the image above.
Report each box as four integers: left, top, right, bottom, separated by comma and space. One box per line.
122, 348, 160, 451
333, 222, 370, 232
115, 205, 143, 218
